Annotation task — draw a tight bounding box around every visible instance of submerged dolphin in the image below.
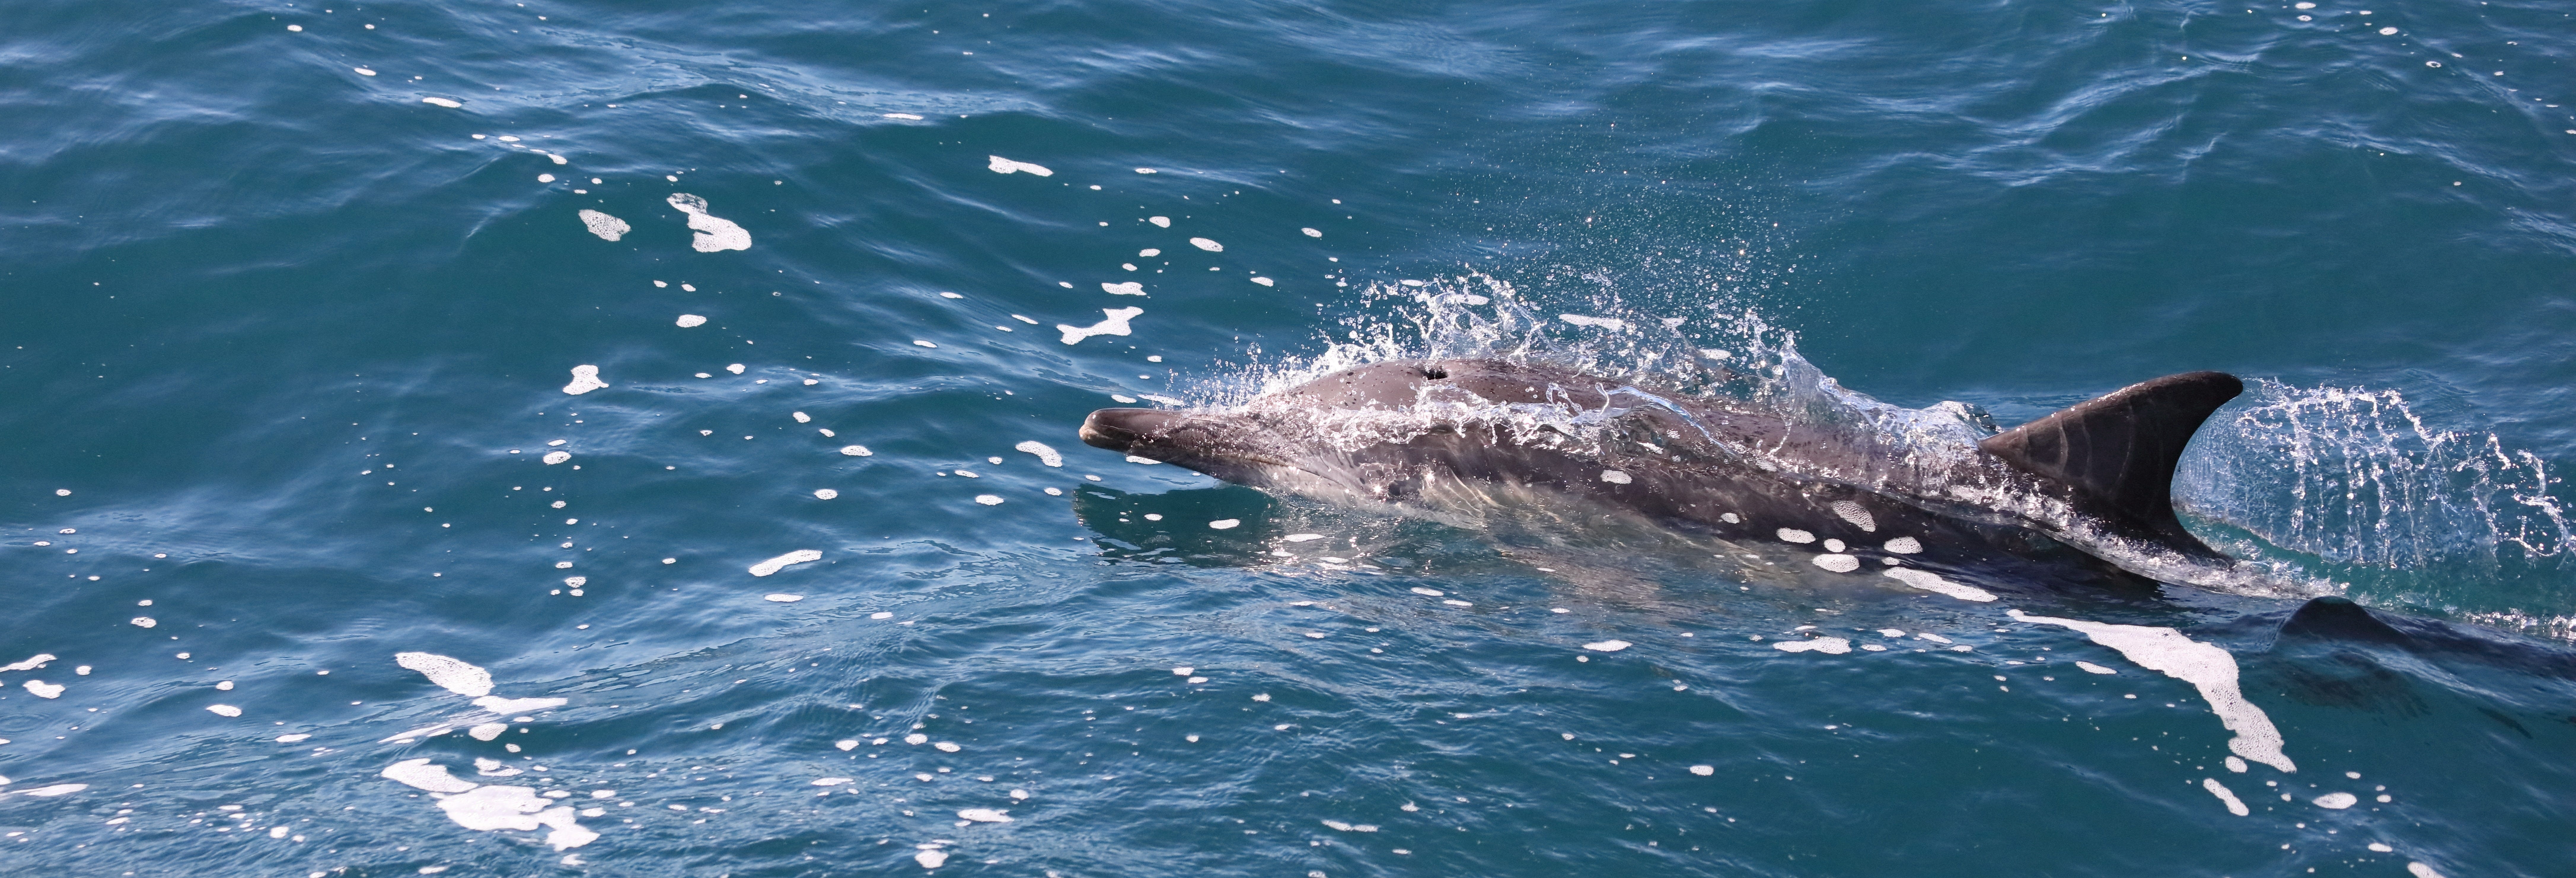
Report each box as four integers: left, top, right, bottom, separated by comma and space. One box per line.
1079, 358, 2245, 588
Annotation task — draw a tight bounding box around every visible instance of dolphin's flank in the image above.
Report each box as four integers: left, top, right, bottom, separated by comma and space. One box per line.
1080, 358, 2243, 585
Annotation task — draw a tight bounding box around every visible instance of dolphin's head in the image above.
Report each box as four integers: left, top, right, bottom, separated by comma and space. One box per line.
1079, 359, 1527, 491
1077, 407, 1300, 486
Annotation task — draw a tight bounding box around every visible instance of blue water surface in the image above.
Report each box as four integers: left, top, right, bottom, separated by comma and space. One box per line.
4, 0, 2574, 875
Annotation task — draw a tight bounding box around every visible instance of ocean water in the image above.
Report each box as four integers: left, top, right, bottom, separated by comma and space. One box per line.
4, 0, 2575, 875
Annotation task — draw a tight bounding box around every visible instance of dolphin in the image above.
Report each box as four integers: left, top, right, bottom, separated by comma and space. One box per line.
1078, 357, 2246, 588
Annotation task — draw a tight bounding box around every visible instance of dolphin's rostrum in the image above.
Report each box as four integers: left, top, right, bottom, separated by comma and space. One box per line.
1081, 357, 2244, 586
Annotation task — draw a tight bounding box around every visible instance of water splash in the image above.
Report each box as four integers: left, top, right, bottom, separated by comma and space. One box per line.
2177, 381, 2574, 567
1204, 272, 1809, 408
2177, 381, 2576, 638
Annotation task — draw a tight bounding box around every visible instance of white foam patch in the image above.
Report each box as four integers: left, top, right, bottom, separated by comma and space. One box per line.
0, 654, 54, 672
277, 734, 311, 743
2009, 609, 2295, 772
1101, 282, 1145, 296
811, 777, 853, 786
1582, 640, 1631, 652
835, 740, 859, 751
22, 680, 63, 699
1188, 237, 1222, 251
1209, 519, 1240, 529
665, 194, 752, 252
543, 450, 571, 465
435, 785, 598, 850
1599, 470, 1632, 484
2202, 778, 2250, 816
382, 759, 480, 793
987, 155, 1053, 175
1559, 314, 1626, 330
1882, 568, 1997, 602
1148, 217, 1170, 228
132, 616, 156, 628
1831, 501, 1876, 531
1057, 307, 1142, 344
814, 489, 839, 499
1301, 227, 1322, 237
975, 494, 1004, 505
2076, 661, 2116, 675
676, 314, 707, 328
2314, 792, 2357, 809
916, 850, 948, 869
1777, 528, 1815, 544
841, 445, 873, 456
1411, 587, 1445, 596
2407, 864, 2446, 878
765, 594, 805, 602
1883, 537, 1922, 554
1015, 441, 1064, 466
1775, 638, 1852, 654
468, 723, 508, 741
562, 365, 608, 395
203, 703, 240, 716
423, 97, 463, 108
727, 363, 745, 374
1320, 820, 1378, 832
1284, 533, 1324, 542
20, 784, 87, 797
958, 808, 1012, 823
749, 549, 822, 577
575, 210, 630, 241
473, 695, 568, 713
396, 652, 494, 697
1810, 554, 1861, 573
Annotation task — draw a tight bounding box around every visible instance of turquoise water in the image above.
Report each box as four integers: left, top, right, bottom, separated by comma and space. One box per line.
4, 0, 2575, 875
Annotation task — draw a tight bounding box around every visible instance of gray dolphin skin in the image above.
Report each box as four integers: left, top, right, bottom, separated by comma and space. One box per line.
1080, 357, 2245, 585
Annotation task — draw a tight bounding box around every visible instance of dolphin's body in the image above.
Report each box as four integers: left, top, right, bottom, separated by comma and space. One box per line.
1079, 358, 2245, 587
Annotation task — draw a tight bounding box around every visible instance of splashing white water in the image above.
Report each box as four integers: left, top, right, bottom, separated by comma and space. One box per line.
2178, 381, 2572, 566
2176, 381, 2576, 637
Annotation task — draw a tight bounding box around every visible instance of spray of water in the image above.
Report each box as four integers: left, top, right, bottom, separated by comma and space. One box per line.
2179, 382, 2572, 565
1201, 272, 1804, 406
2176, 381, 2576, 638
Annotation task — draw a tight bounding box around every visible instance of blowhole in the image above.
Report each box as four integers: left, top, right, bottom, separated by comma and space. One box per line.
1421, 365, 1449, 380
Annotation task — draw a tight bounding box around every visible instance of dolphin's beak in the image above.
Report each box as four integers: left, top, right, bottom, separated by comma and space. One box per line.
1080, 408, 1291, 485
1078, 408, 1178, 455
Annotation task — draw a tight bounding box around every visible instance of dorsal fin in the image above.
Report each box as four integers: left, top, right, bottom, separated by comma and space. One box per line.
2276, 596, 2413, 648
1978, 371, 2243, 556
